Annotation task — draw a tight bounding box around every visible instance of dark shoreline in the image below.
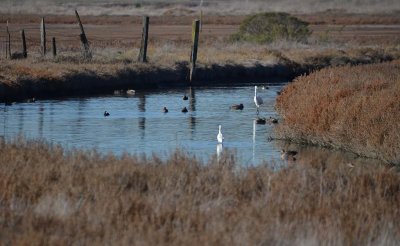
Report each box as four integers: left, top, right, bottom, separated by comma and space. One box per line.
1, 52, 394, 103
0, 62, 306, 103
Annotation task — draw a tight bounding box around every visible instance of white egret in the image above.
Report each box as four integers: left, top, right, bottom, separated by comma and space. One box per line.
254, 86, 263, 115
217, 125, 224, 144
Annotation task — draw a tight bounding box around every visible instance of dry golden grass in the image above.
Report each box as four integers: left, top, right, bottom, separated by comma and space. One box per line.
276, 62, 400, 164
1, 40, 398, 87
0, 138, 399, 245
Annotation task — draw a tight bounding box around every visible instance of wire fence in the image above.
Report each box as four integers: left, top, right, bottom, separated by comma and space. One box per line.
0, 19, 178, 59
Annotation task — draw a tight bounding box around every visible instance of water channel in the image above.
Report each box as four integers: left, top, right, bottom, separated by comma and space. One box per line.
0, 84, 384, 167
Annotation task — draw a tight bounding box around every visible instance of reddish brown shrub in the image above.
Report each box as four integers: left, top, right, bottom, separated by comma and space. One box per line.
276, 62, 400, 164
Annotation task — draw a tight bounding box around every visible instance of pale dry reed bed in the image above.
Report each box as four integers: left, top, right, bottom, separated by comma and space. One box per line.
276, 62, 400, 164
0, 138, 399, 245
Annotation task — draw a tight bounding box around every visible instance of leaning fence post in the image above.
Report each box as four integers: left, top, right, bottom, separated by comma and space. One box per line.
75, 10, 91, 60
52, 37, 56, 58
21, 29, 27, 58
189, 19, 200, 82
40, 17, 46, 56
138, 16, 149, 63
6, 21, 11, 59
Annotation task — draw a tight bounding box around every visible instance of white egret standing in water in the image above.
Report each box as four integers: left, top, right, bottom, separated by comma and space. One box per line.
254, 86, 263, 115
217, 125, 224, 144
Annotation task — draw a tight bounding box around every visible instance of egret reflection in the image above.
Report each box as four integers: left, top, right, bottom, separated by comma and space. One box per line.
217, 143, 223, 160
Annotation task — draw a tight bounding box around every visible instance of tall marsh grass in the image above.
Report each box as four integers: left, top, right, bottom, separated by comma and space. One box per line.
276, 62, 400, 164
0, 138, 399, 245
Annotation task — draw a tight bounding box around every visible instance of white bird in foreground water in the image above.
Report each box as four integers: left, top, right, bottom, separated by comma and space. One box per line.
254, 86, 263, 115
217, 125, 224, 144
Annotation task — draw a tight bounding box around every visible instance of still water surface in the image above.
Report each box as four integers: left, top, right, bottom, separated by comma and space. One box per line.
1, 85, 287, 165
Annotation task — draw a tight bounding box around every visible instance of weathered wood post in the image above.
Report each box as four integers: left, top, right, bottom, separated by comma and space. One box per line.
21, 29, 27, 58
6, 21, 11, 59
52, 37, 56, 58
189, 19, 200, 82
75, 10, 91, 60
199, 9, 203, 32
40, 17, 46, 56
138, 16, 149, 63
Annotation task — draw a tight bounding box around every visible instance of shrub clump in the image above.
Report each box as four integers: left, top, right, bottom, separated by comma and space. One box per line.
276, 62, 400, 164
231, 12, 311, 43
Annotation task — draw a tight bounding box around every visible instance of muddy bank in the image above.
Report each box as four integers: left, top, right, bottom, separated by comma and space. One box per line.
1, 50, 396, 103
0, 62, 304, 102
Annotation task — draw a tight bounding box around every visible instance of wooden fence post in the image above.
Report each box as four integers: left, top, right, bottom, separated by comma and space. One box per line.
6, 21, 11, 59
75, 10, 91, 60
199, 9, 203, 32
189, 19, 200, 82
138, 16, 149, 63
21, 29, 27, 58
40, 17, 46, 56
52, 37, 56, 58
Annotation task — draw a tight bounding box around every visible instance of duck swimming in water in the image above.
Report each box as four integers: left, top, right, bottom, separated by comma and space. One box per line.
231, 103, 244, 110
255, 117, 266, 124
181, 107, 188, 113
104, 111, 110, 117
163, 107, 168, 113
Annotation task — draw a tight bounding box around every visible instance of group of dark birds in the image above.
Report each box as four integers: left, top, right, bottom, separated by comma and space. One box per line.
104, 86, 279, 126
160, 94, 190, 114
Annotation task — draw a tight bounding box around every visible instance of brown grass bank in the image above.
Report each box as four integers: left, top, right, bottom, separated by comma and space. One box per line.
0, 138, 399, 245
276, 62, 400, 164
1, 42, 398, 102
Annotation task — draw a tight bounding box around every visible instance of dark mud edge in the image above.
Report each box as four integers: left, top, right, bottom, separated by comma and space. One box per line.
0, 62, 309, 102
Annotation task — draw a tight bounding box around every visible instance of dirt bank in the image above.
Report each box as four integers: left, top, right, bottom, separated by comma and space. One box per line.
1, 48, 398, 102
0, 61, 303, 102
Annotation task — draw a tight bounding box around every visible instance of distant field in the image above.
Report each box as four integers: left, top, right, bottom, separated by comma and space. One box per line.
1, 0, 399, 15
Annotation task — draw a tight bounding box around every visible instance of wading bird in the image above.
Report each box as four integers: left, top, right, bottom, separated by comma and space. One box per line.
254, 86, 263, 115
217, 125, 224, 144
